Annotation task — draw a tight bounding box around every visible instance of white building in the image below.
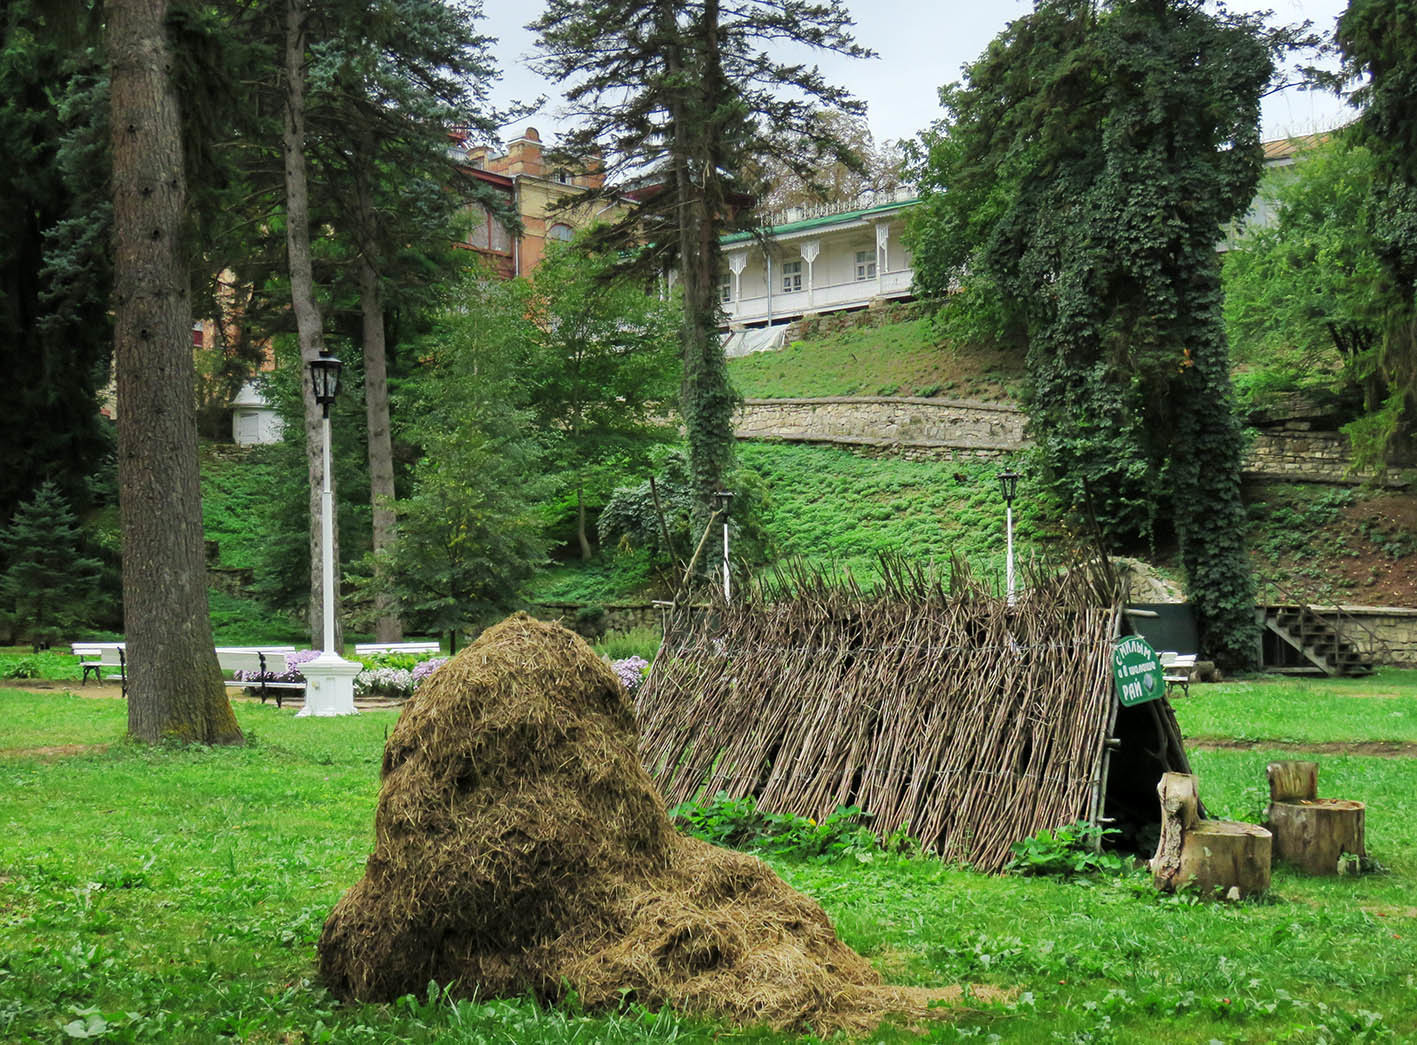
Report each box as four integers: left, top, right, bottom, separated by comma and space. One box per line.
230, 380, 284, 446
720, 189, 917, 356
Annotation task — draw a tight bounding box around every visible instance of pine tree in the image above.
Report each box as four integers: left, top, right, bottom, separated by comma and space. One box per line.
109, 0, 241, 744
531, 0, 873, 521
0, 482, 101, 649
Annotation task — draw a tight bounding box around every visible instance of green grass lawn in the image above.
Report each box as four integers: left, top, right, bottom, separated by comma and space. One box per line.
727, 318, 1024, 401
2, 676, 1414, 1042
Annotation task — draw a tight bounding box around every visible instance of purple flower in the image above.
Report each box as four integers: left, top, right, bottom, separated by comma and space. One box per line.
611, 656, 650, 693
412, 657, 448, 688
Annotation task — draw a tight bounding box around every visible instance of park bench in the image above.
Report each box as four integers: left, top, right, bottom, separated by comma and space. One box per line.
1160, 651, 1197, 698
354, 641, 440, 657
73, 642, 126, 695
215, 647, 303, 709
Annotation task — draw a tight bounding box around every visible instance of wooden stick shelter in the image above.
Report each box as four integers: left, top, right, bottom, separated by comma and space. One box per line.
637, 560, 1189, 873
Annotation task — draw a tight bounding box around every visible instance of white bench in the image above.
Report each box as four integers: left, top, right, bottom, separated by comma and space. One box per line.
216, 648, 304, 709
73, 643, 126, 693
354, 642, 440, 657
1160, 652, 1197, 698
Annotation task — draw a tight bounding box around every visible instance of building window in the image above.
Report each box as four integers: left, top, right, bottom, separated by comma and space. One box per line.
855, 250, 877, 281
548, 222, 574, 243
555, 170, 571, 184
192, 322, 204, 347
782, 259, 802, 293
720, 274, 732, 302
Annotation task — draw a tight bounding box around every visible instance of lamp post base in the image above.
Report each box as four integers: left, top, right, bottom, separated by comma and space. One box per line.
297, 651, 361, 717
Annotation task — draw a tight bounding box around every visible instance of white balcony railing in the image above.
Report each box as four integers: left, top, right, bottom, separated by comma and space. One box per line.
723, 269, 913, 325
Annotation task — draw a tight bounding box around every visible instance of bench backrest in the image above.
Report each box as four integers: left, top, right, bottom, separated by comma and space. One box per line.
354, 642, 440, 655
72, 644, 102, 657
216, 650, 290, 676
98, 645, 125, 666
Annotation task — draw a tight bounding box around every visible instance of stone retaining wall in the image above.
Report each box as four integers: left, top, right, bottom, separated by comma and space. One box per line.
734, 396, 1026, 454
734, 396, 1405, 484
1244, 424, 1381, 485
530, 601, 661, 640
1328, 606, 1417, 667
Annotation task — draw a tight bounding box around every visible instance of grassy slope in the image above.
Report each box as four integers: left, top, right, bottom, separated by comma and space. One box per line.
2, 676, 1416, 1042
741, 443, 1041, 589
727, 317, 1024, 401
531, 443, 1042, 604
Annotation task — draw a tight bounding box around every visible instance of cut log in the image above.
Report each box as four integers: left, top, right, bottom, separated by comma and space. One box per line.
1265, 761, 1365, 875
1266, 760, 1318, 803
1151, 772, 1272, 898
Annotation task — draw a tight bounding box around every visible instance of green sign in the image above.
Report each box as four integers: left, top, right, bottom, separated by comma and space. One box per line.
1112, 635, 1164, 707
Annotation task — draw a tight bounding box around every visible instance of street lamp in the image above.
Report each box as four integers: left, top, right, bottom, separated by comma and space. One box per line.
998, 469, 1021, 605
714, 490, 734, 604
299, 349, 359, 716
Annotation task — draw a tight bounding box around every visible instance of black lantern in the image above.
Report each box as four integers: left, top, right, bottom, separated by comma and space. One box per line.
997, 470, 1021, 505
309, 349, 343, 417
713, 490, 734, 518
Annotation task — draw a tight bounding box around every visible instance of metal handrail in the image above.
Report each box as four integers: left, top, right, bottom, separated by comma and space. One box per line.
1257, 577, 1393, 668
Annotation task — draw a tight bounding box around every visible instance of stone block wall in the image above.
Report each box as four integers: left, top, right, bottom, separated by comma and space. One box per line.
1331, 606, 1417, 667
1244, 424, 1381, 485
734, 396, 1026, 453
530, 601, 662, 640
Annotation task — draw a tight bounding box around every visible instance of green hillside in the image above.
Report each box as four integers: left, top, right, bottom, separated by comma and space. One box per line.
727, 317, 1024, 400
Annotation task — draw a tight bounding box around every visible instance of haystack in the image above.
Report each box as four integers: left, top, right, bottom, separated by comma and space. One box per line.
318, 613, 957, 1032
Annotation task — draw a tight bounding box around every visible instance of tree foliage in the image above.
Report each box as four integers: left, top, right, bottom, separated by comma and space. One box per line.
907, 0, 1306, 667
1336, 0, 1417, 464
523, 243, 680, 560
1223, 135, 1386, 417
0, 1, 112, 526
0, 481, 102, 649
531, 0, 873, 521
374, 275, 548, 645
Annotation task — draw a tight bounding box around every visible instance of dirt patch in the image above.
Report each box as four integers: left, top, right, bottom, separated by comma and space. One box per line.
318, 613, 962, 1034
1251, 487, 1417, 607
0, 743, 110, 760
1190, 737, 1417, 757
1363, 906, 1417, 920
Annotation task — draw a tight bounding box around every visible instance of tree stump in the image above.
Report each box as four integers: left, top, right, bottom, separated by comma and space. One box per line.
1265, 761, 1366, 875
1150, 772, 1272, 898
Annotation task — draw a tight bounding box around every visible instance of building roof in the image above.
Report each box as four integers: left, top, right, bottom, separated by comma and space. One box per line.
720, 195, 918, 245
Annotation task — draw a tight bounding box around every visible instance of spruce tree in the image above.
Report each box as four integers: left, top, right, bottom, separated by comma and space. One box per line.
0, 481, 101, 649
531, 0, 873, 520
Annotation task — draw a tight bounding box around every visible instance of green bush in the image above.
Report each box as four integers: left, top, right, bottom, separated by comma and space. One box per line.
593, 626, 661, 662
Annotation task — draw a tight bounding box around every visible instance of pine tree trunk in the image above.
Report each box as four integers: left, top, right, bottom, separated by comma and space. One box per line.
357, 160, 401, 642
109, 0, 241, 745
282, 0, 340, 650
576, 481, 592, 561
671, 0, 735, 525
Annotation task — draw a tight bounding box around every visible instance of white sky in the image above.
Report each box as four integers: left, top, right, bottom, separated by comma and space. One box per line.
479, 0, 1353, 150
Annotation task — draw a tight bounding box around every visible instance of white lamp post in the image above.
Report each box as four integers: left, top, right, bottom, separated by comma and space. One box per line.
298, 349, 359, 716
714, 490, 733, 604
998, 469, 1021, 606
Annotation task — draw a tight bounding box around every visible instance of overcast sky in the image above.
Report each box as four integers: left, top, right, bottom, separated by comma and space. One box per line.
479, 0, 1353, 150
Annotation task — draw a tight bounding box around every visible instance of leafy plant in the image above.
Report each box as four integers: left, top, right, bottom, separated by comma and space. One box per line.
669, 792, 916, 864
1005, 822, 1130, 878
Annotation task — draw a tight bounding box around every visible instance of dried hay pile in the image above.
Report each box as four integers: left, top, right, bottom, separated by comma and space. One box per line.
318, 613, 958, 1032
